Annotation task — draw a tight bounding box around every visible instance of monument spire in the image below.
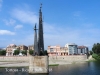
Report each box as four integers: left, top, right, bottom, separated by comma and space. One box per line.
29, 4, 48, 74
38, 3, 44, 55
34, 23, 39, 55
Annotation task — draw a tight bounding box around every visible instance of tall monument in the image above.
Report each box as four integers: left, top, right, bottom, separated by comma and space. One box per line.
34, 4, 44, 55
34, 24, 39, 55
29, 4, 49, 74
38, 4, 44, 55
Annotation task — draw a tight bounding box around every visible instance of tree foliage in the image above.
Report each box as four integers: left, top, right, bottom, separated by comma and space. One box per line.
0, 50, 6, 55
92, 43, 100, 54
89, 51, 93, 55
29, 50, 33, 55
21, 50, 27, 55
44, 50, 48, 55
14, 50, 20, 55
92, 53, 100, 60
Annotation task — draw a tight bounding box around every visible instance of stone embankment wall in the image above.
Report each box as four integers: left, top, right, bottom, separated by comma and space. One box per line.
0, 55, 87, 65
0, 56, 29, 62
49, 55, 87, 64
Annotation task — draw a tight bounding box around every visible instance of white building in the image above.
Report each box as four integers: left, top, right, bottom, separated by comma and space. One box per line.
65, 43, 77, 55
6, 44, 17, 56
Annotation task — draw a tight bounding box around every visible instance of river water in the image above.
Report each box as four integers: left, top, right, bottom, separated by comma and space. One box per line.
0, 61, 100, 75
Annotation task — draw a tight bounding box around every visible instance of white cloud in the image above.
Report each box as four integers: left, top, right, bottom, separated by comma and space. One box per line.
14, 25, 23, 30
5, 22, 98, 50
8, 7, 99, 50
0, 30, 15, 35
4, 19, 16, 25
15, 22, 92, 49
12, 9, 38, 24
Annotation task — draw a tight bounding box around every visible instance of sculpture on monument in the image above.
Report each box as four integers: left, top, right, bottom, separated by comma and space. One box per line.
34, 4, 44, 56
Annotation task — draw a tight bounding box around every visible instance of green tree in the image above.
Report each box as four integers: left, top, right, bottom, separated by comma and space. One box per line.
92, 43, 100, 54
0, 51, 1, 55
0, 50, 6, 55
21, 50, 27, 55
44, 50, 48, 55
29, 50, 34, 55
14, 50, 20, 55
89, 51, 93, 55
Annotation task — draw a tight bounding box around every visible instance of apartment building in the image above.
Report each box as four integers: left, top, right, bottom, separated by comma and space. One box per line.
47, 45, 68, 56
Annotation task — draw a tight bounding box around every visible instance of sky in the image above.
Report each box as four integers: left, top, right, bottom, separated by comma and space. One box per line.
0, 0, 100, 50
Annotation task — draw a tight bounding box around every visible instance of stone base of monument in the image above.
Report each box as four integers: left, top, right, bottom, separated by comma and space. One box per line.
29, 56, 49, 74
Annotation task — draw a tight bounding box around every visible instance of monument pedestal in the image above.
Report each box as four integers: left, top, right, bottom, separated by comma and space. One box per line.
29, 56, 49, 74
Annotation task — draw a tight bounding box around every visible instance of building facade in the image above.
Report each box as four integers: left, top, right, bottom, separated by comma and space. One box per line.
18, 45, 28, 51
77, 46, 88, 55
6, 44, 17, 56
28, 45, 34, 50
6, 44, 29, 56
47, 45, 68, 56
65, 43, 78, 55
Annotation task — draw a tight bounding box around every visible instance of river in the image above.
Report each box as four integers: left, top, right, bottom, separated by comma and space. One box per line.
0, 61, 100, 75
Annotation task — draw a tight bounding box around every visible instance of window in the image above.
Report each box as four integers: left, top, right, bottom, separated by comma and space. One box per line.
50, 48, 54, 52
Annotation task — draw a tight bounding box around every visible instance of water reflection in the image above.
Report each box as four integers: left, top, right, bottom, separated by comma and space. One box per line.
0, 61, 100, 75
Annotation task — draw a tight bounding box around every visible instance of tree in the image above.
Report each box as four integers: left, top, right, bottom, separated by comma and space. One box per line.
29, 50, 34, 55
44, 50, 48, 55
21, 50, 27, 55
14, 50, 20, 55
89, 51, 93, 55
0, 50, 6, 55
92, 43, 100, 54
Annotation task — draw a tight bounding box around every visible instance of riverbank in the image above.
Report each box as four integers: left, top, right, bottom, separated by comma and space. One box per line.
0, 61, 90, 67
87, 55, 96, 62
92, 53, 100, 61
0, 55, 91, 67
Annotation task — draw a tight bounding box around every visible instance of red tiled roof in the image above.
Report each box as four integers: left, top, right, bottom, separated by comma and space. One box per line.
78, 46, 87, 49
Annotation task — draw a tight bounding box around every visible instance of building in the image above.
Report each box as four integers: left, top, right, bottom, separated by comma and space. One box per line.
47, 45, 68, 56
47, 44, 89, 56
6, 44, 17, 56
47, 45, 60, 56
18, 45, 28, 51
65, 43, 78, 55
77, 46, 88, 55
60, 47, 68, 55
6, 44, 28, 56
28, 45, 34, 50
